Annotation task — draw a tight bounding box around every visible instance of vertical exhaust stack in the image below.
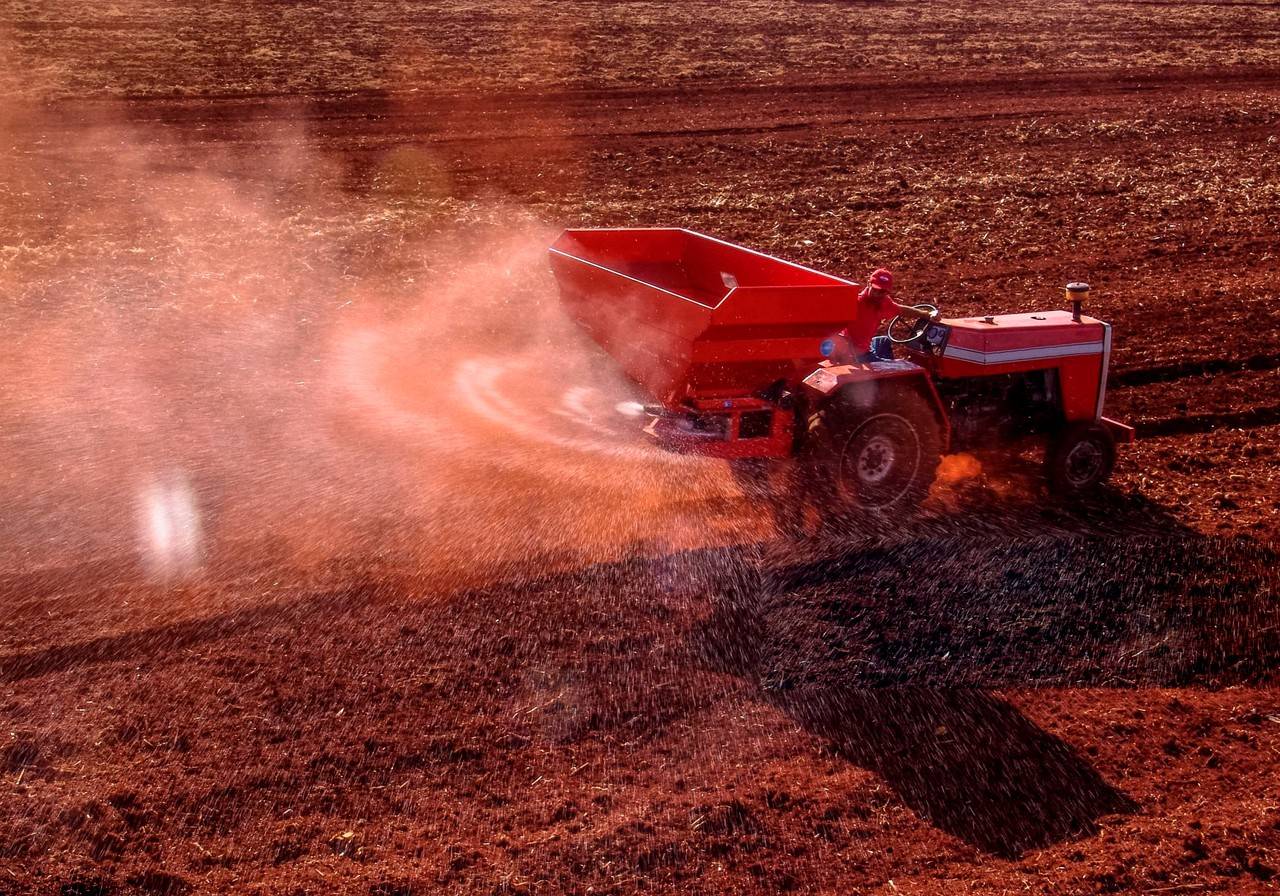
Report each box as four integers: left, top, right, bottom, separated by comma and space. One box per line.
1066, 282, 1090, 322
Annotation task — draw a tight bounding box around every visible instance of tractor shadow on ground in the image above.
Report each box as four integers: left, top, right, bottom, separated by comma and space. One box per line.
695, 482, 1277, 856
734, 483, 1280, 688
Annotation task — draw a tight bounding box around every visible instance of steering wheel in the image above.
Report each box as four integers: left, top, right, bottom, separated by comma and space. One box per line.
887, 304, 939, 345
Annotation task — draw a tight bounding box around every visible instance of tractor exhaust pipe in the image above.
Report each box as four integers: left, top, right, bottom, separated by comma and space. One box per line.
1066, 282, 1090, 322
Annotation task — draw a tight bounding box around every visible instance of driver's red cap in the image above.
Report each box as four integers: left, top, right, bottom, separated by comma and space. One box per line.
869, 268, 894, 291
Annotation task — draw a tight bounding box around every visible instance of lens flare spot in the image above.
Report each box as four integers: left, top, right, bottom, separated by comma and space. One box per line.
139, 474, 202, 579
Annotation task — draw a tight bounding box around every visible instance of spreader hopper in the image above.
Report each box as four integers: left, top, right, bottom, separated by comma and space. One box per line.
549, 228, 858, 405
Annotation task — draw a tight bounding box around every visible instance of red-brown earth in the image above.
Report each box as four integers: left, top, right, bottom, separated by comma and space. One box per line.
1, 2, 1280, 893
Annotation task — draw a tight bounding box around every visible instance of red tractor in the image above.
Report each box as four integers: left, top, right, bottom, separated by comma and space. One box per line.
548, 228, 1133, 512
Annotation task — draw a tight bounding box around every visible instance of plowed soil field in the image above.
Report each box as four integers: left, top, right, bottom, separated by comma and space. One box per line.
2, 2, 1280, 894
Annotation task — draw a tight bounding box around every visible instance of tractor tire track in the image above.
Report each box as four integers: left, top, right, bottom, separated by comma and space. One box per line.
1135, 402, 1280, 440
19, 66, 1280, 151
1112, 352, 1280, 388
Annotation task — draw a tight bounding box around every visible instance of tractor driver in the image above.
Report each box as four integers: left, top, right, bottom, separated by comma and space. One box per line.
832, 268, 937, 363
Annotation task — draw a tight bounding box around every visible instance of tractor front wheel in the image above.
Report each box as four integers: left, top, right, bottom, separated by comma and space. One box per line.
1045, 421, 1116, 496
806, 385, 942, 516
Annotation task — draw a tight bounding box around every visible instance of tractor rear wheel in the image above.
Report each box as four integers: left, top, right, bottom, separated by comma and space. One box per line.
806, 384, 942, 515
1045, 421, 1116, 496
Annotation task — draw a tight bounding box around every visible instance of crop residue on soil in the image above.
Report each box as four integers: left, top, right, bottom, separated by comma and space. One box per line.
2, 2, 1280, 894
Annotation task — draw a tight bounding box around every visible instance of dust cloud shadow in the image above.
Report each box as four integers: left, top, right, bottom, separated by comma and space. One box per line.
0, 571, 389, 684
3, 485, 1274, 860
694, 486, 1276, 856
695, 588, 1139, 858
781, 688, 1135, 858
